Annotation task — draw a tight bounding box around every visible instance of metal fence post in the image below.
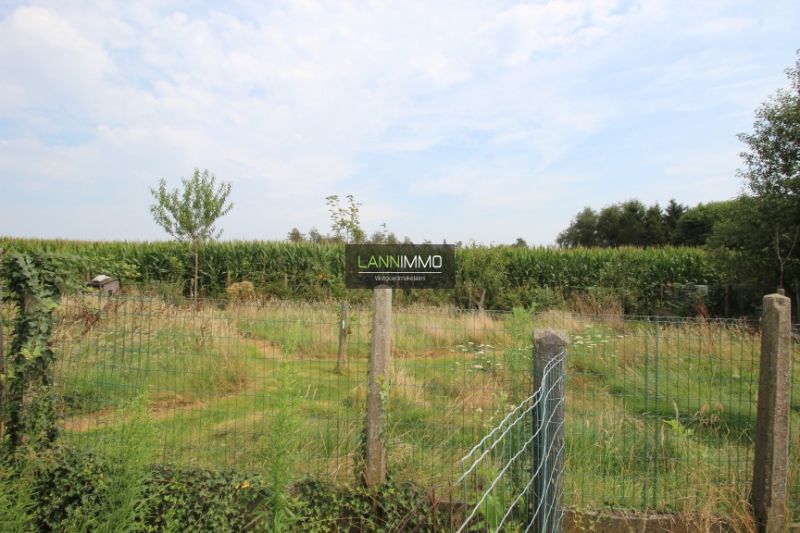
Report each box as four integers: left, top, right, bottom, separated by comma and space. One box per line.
752, 293, 792, 533
365, 286, 391, 487
533, 329, 568, 531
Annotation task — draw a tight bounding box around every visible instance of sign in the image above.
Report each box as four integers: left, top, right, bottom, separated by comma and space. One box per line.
345, 244, 455, 289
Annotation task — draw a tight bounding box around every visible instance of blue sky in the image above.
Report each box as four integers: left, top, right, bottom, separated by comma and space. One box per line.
1, 1, 798, 245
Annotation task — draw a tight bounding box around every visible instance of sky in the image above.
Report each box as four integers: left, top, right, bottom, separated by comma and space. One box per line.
1, 1, 798, 245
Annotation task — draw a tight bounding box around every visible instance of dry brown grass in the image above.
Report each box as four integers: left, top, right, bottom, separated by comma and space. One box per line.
458, 376, 505, 412
211, 413, 265, 437
569, 292, 625, 318
393, 368, 430, 407
392, 306, 511, 358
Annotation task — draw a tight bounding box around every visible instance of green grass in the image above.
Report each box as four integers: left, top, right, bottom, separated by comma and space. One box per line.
32, 296, 800, 517
533, 311, 784, 514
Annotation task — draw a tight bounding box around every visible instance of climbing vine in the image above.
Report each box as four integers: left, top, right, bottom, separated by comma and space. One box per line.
1, 252, 76, 451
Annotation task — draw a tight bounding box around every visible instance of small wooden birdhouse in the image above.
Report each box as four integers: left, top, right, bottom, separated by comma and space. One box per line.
87, 275, 120, 295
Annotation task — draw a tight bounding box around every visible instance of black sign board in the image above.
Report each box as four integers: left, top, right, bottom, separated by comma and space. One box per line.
345, 244, 455, 289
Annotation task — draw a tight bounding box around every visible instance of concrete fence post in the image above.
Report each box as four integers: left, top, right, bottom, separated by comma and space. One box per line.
335, 302, 348, 375
752, 293, 792, 533
533, 329, 568, 529
365, 286, 392, 487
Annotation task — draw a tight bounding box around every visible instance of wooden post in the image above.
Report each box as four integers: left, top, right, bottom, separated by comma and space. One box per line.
335, 302, 348, 374
532, 329, 568, 530
365, 286, 391, 487
752, 293, 792, 533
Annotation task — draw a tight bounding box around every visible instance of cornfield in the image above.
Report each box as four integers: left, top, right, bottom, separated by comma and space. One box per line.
0, 238, 717, 312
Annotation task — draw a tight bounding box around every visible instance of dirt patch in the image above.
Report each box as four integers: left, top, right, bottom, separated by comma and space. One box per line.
61, 409, 116, 432
245, 337, 282, 357
61, 382, 262, 433
211, 413, 265, 436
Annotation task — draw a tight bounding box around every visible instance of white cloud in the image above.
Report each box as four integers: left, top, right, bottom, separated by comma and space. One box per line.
0, 0, 797, 243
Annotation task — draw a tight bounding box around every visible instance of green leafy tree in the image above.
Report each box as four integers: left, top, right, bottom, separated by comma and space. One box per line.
705, 53, 800, 313
560, 200, 676, 247
287, 228, 305, 243
326, 194, 365, 244
306, 227, 323, 243
150, 169, 233, 299
596, 200, 650, 246
672, 202, 729, 246
664, 199, 687, 238
369, 222, 390, 244
736, 53, 800, 291
557, 207, 598, 247
706, 197, 769, 285
643, 203, 667, 246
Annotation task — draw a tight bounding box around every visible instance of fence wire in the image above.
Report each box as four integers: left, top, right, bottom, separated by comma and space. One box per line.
454, 349, 565, 533
46, 294, 531, 492
536, 312, 764, 513
2, 293, 796, 522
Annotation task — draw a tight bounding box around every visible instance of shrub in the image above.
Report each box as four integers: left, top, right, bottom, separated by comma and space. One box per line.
225, 280, 255, 301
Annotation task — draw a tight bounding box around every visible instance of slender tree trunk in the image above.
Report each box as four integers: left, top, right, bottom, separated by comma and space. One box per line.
193, 241, 199, 300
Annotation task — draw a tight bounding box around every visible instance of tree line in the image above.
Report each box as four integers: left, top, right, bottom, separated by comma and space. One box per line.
556, 198, 732, 248
557, 52, 800, 303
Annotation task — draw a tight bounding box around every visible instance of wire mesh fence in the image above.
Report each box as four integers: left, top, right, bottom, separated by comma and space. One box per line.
1, 292, 796, 524
47, 294, 534, 493
534, 311, 800, 520
454, 348, 565, 532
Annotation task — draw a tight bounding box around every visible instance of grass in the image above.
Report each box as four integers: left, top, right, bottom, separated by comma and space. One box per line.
534, 310, 791, 517
6, 293, 794, 521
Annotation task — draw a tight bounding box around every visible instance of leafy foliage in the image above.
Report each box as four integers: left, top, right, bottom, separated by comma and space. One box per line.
557, 199, 730, 248
150, 168, 234, 298
701, 52, 800, 304
325, 194, 365, 244
729, 52, 800, 292
0, 444, 448, 532
149, 169, 234, 244
1, 252, 79, 451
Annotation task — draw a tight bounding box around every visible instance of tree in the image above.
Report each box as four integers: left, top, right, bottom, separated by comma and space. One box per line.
706, 197, 773, 293
150, 168, 233, 299
307, 227, 323, 243
287, 228, 305, 243
326, 194, 365, 243
595, 201, 650, 246
513, 237, 528, 248
736, 52, 800, 291
643, 203, 667, 246
369, 222, 389, 244
557, 207, 598, 247
559, 200, 681, 247
664, 199, 687, 238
